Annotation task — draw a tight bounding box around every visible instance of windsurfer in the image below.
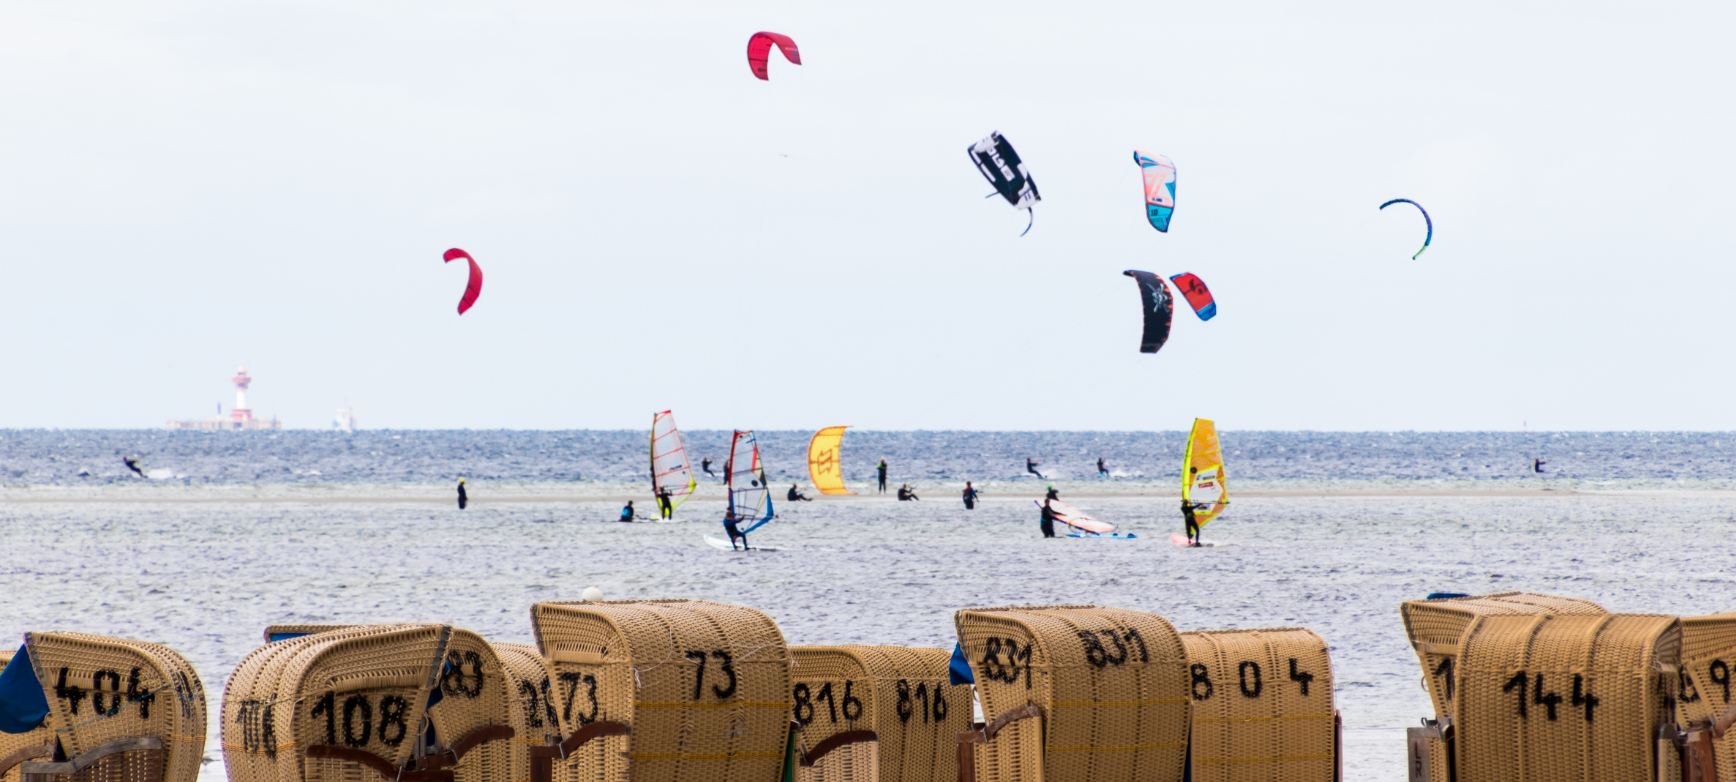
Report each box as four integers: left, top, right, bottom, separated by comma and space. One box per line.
457, 478, 468, 510
620, 501, 635, 522
962, 482, 980, 509
877, 459, 889, 493
723, 509, 748, 550
1039, 498, 1058, 538
1182, 500, 1201, 547
657, 486, 674, 519
1098, 457, 1108, 478
702, 457, 715, 477
1026, 458, 1045, 479
787, 484, 812, 502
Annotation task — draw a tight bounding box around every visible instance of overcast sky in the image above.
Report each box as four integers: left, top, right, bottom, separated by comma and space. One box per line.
1, 0, 1731, 431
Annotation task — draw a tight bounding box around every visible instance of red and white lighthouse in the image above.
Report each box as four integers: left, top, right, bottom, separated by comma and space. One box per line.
231, 366, 253, 426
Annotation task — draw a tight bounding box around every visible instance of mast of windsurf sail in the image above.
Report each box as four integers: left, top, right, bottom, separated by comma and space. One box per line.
650, 411, 697, 513
1183, 418, 1229, 526
728, 430, 774, 534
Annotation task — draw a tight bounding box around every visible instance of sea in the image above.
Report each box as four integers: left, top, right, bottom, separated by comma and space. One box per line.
3, 429, 1734, 781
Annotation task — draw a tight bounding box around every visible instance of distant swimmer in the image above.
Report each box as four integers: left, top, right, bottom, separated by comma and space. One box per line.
877, 459, 889, 493
1039, 498, 1058, 538
457, 478, 468, 510
962, 482, 980, 510
702, 457, 715, 477
787, 484, 812, 502
1098, 457, 1108, 478
723, 509, 748, 550
1026, 458, 1045, 479
122, 455, 145, 478
897, 484, 920, 501
620, 501, 635, 522
657, 486, 674, 520
1534, 458, 1546, 474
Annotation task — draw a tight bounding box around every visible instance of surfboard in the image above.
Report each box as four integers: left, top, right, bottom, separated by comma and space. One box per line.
1169, 533, 1217, 548
704, 534, 779, 552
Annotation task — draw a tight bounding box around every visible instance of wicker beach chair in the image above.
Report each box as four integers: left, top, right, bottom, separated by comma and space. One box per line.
1666, 612, 1736, 781
490, 644, 563, 782
9, 632, 206, 782
1398, 592, 1607, 781
1453, 613, 1680, 782
0, 647, 55, 782
529, 599, 791, 782
424, 631, 516, 782
788, 646, 971, 782
953, 605, 1191, 782
1179, 628, 1338, 782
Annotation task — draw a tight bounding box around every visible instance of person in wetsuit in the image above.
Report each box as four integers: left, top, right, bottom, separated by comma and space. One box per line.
457, 478, 468, 509
702, 457, 715, 477
1045, 486, 1059, 502
123, 455, 145, 477
620, 501, 635, 522
787, 484, 812, 502
1026, 458, 1045, 479
1098, 457, 1108, 478
723, 509, 747, 550
897, 484, 921, 501
1182, 499, 1200, 546
657, 486, 674, 520
962, 482, 979, 510
1534, 458, 1546, 473
1039, 498, 1058, 538
877, 459, 889, 493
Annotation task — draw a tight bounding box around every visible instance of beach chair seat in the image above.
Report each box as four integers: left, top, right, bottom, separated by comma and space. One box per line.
1454, 613, 1679, 782
1179, 627, 1338, 782
6, 632, 205, 782
954, 605, 1191, 782
1398, 592, 1606, 781
529, 599, 790, 782
788, 646, 970, 782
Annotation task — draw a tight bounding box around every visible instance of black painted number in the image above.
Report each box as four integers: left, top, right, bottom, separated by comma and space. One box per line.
979, 638, 1033, 689
1288, 658, 1315, 697
1190, 664, 1214, 701
1711, 660, 1731, 702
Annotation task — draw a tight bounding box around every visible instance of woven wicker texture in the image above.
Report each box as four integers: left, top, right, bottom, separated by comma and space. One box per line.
531, 599, 791, 782
23, 632, 207, 782
1178, 628, 1334, 782
427, 631, 513, 782
789, 646, 969, 782
1454, 613, 1679, 782
491, 644, 563, 782
955, 605, 1191, 782
797, 741, 878, 782
1673, 613, 1736, 779
221, 626, 422, 782
1399, 591, 1607, 776
0, 648, 55, 782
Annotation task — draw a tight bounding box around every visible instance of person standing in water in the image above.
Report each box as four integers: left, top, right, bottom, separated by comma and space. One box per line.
657, 486, 674, 520
962, 482, 980, 509
877, 459, 889, 494
723, 509, 748, 550
702, 457, 715, 477
1039, 498, 1058, 538
620, 501, 635, 522
457, 478, 468, 509
1026, 458, 1045, 479
1534, 458, 1546, 473
1097, 457, 1108, 478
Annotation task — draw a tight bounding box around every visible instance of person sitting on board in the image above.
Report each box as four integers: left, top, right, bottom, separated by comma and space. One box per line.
787, 484, 812, 502
702, 457, 715, 477
1098, 457, 1108, 478
1534, 458, 1546, 473
457, 478, 468, 510
877, 459, 889, 493
962, 482, 980, 510
897, 484, 921, 501
657, 486, 674, 520
723, 508, 748, 550
620, 501, 635, 522
1026, 458, 1045, 479
1039, 498, 1058, 538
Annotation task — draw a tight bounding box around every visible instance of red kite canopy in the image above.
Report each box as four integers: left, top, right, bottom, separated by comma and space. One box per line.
443, 248, 483, 315
747, 32, 800, 80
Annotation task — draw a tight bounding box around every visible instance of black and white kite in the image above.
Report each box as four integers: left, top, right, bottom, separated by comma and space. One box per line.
968, 131, 1040, 236
1122, 270, 1174, 354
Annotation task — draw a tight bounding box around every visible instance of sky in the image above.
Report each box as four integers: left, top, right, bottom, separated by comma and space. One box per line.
1, 0, 1732, 431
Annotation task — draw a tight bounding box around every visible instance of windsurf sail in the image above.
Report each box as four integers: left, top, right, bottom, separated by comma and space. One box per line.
728, 430, 775, 534
1037, 499, 1118, 536
650, 411, 697, 513
806, 425, 855, 495
1183, 418, 1229, 527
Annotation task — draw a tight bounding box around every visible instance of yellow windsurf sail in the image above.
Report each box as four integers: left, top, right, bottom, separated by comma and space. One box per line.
1183, 418, 1229, 526
806, 425, 856, 495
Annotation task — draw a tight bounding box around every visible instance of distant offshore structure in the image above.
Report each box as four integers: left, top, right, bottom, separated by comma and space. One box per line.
166, 366, 282, 430
334, 405, 359, 432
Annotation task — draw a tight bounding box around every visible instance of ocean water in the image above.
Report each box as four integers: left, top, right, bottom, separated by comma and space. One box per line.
2, 430, 1735, 781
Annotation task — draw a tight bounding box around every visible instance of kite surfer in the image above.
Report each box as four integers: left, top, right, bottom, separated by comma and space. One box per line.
1026, 458, 1045, 479
1098, 457, 1108, 478
1039, 498, 1058, 538
657, 486, 674, 520
620, 501, 635, 522
723, 509, 748, 551
877, 459, 889, 493
1534, 458, 1546, 474
787, 484, 812, 502
962, 482, 980, 510
896, 484, 920, 501
122, 455, 145, 478
702, 457, 715, 477
457, 478, 468, 510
